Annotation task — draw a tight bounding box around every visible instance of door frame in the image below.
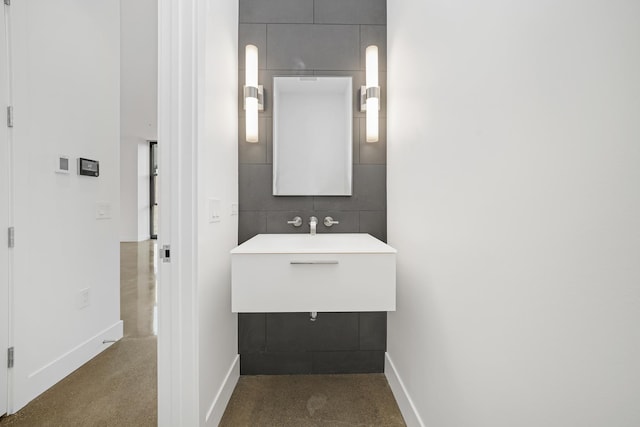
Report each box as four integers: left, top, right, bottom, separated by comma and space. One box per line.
0, 0, 12, 417
157, 0, 203, 424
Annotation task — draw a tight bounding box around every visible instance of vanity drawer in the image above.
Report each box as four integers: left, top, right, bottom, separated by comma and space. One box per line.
231, 252, 396, 313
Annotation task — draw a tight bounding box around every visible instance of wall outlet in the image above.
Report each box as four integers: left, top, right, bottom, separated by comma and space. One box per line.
231, 203, 239, 216
78, 288, 90, 309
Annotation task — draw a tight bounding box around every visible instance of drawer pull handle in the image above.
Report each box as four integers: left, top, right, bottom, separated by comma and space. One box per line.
290, 260, 339, 265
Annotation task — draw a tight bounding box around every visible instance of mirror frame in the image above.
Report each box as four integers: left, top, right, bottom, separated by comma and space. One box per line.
272, 76, 353, 196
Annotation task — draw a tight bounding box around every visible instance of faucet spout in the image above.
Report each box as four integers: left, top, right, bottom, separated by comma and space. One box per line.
309, 216, 318, 236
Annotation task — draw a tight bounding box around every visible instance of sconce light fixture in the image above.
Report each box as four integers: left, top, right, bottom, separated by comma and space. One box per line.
360, 45, 380, 142
244, 44, 264, 143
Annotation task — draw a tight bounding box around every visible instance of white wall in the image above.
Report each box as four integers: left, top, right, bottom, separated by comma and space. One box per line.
10, 0, 122, 412
120, 0, 158, 242
387, 1, 640, 426
198, 1, 240, 425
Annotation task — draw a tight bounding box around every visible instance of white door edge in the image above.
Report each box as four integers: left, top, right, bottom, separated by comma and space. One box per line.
0, 1, 12, 417
157, 0, 204, 425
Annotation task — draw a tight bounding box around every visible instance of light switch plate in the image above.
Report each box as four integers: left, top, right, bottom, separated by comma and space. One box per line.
231, 203, 239, 216
209, 198, 221, 223
96, 201, 111, 220
78, 288, 90, 309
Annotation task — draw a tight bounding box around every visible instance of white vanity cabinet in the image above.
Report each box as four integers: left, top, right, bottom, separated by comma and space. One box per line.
231, 233, 396, 313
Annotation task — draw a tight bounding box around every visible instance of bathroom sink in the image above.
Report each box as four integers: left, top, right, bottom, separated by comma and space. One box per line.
230, 233, 396, 313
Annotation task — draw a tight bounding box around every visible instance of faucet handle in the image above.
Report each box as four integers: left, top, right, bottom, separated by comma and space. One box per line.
287, 216, 303, 227
323, 216, 339, 227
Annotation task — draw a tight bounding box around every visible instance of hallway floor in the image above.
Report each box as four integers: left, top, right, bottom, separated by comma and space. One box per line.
0, 241, 158, 426
221, 374, 405, 426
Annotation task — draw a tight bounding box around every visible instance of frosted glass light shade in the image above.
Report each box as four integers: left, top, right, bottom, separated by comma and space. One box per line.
245, 44, 258, 87
366, 98, 379, 143
245, 44, 259, 143
366, 45, 378, 88
246, 98, 259, 143
365, 45, 379, 143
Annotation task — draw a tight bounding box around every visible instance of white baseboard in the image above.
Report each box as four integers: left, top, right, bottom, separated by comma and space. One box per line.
119, 232, 139, 243
12, 321, 124, 413
204, 354, 240, 426
119, 236, 150, 243
385, 352, 425, 427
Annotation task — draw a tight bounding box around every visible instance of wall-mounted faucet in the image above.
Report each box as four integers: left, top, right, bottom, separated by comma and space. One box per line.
287, 216, 303, 227
309, 216, 318, 235
289, 215, 339, 233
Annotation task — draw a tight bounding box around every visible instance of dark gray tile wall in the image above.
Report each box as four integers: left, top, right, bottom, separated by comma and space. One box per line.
267, 25, 360, 70
240, 0, 314, 24
238, 0, 387, 375
238, 313, 387, 375
314, 0, 386, 25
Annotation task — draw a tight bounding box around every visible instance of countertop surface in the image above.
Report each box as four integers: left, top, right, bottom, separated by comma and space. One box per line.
231, 233, 397, 254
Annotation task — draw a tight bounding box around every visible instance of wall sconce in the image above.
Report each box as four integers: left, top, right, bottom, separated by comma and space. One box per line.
360, 45, 380, 142
244, 44, 264, 143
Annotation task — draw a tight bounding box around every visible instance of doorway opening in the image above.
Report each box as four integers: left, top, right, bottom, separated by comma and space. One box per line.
149, 141, 158, 240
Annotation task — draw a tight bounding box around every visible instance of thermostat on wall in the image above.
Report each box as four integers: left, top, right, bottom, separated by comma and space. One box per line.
55, 155, 71, 174
78, 157, 99, 177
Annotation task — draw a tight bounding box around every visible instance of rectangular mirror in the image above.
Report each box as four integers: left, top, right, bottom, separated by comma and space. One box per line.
273, 76, 352, 196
